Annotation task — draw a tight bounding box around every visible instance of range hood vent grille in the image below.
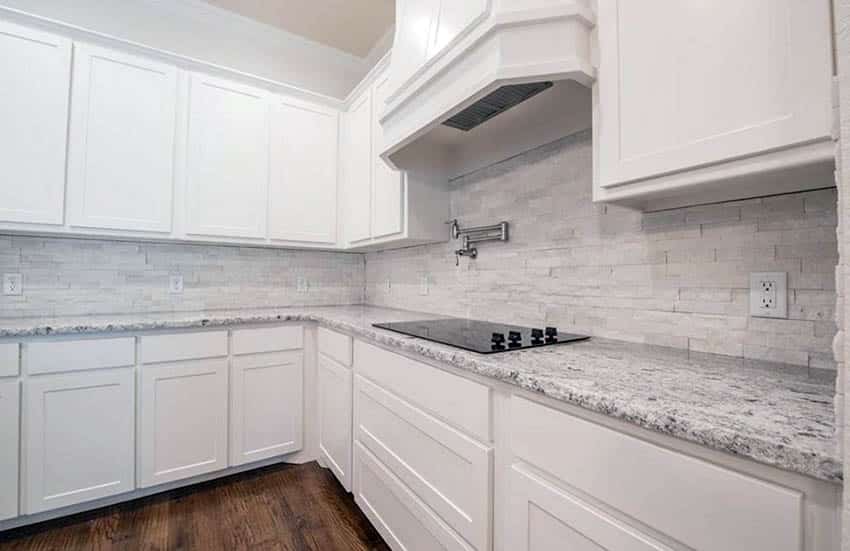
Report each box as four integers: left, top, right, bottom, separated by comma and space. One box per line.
442, 81, 554, 132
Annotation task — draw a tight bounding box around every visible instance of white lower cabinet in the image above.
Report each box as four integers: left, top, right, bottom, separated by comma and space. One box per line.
0, 379, 20, 521
355, 375, 491, 550
507, 465, 667, 551
508, 396, 805, 551
24, 369, 135, 514
354, 442, 475, 551
230, 350, 303, 466
139, 358, 228, 487
318, 354, 352, 490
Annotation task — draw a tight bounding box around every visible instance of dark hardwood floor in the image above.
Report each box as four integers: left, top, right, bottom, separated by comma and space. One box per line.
0, 462, 389, 551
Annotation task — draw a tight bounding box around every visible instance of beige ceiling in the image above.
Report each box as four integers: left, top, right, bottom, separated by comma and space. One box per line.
202, 0, 395, 58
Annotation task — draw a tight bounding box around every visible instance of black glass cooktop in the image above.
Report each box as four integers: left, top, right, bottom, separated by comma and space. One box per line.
373, 318, 590, 354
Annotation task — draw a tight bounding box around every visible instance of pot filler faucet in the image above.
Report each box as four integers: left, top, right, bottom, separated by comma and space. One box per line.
449, 219, 509, 265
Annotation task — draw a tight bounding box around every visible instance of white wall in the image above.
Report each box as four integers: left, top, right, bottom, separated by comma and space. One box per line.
0, 0, 375, 99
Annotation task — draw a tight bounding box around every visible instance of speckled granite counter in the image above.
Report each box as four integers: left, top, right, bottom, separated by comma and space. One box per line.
0, 305, 840, 483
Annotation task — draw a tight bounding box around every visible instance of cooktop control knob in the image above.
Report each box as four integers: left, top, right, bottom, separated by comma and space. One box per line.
491, 332, 506, 344
508, 330, 522, 347
531, 328, 544, 343
545, 326, 558, 341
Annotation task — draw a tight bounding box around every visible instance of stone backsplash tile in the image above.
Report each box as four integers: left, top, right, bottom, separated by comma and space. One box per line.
0, 237, 365, 317
365, 130, 839, 369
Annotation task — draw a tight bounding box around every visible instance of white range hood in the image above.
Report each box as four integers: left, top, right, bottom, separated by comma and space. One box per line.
379, 0, 596, 178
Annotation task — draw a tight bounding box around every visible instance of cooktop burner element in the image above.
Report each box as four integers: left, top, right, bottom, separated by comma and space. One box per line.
373, 318, 590, 354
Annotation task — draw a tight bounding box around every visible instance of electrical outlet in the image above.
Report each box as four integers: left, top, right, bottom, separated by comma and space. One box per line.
2, 273, 22, 296
750, 272, 787, 318
169, 275, 184, 294
384, 278, 392, 292
296, 276, 309, 294
418, 274, 429, 296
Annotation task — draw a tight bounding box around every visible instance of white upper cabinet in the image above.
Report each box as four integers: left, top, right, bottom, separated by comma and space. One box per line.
339, 61, 448, 251
341, 89, 373, 245
269, 96, 339, 244
185, 73, 269, 239
371, 72, 405, 240
0, 21, 71, 225
68, 44, 178, 233
594, 0, 835, 209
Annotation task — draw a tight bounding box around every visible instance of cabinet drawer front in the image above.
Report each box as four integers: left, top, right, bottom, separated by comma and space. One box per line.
0, 379, 19, 521
354, 442, 475, 551
510, 396, 803, 551
356, 375, 491, 550
232, 326, 302, 355
318, 327, 352, 367
0, 343, 19, 377
27, 338, 135, 375
355, 341, 490, 441
509, 465, 668, 551
141, 331, 227, 364
25, 369, 135, 513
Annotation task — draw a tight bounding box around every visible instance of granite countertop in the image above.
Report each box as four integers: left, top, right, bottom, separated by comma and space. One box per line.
0, 305, 840, 483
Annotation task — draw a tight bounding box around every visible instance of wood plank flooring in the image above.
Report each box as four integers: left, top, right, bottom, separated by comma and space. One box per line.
0, 462, 389, 551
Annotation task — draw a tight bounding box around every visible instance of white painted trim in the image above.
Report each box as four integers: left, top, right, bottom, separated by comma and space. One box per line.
344, 51, 392, 109
0, 4, 345, 108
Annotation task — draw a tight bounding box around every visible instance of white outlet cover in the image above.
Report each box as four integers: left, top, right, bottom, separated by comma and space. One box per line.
749, 272, 787, 319
418, 274, 429, 296
296, 276, 309, 293
2, 273, 22, 296
169, 275, 184, 294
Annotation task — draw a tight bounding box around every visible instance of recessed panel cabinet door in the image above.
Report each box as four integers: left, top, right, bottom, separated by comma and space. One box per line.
371, 73, 404, 240
596, 0, 834, 188
318, 355, 352, 490
341, 90, 373, 245
269, 97, 338, 244
507, 465, 667, 551
68, 44, 178, 233
185, 74, 269, 239
0, 21, 71, 225
139, 358, 228, 487
24, 369, 135, 514
0, 379, 19, 521
229, 351, 303, 466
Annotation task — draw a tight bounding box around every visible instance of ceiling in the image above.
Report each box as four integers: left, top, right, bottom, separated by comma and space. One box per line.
202, 0, 395, 58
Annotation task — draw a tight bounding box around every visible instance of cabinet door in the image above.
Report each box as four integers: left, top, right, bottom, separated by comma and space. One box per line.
268, 97, 338, 244
230, 351, 303, 466
0, 379, 19, 521
341, 90, 373, 244
68, 44, 178, 233
24, 369, 135, 514
507, 465, 667, 551
139, 358, 228, 487
371, 73, 405, 240
318, 355, 352, 490
596, 0, 833, 188
0, 21, 71, 225
185, 73, 269, 239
